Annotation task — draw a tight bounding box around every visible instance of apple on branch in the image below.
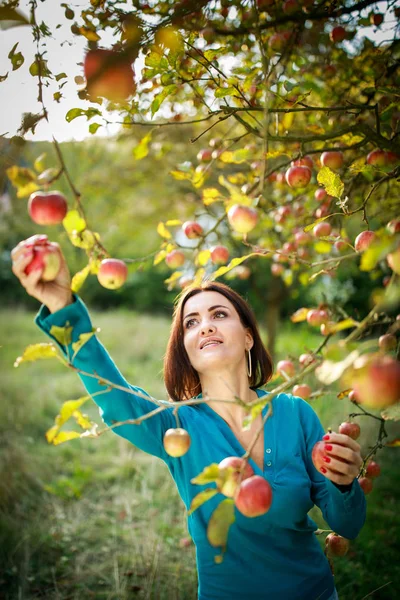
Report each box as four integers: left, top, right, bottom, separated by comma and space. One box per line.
28, 191, 68, 226
338, 422, 361, 440
165, 249, 185, 269
358, 477, 373, 494
325, 533, 350, 556
217, 456, 254, 498
365, 460, 381, 478
227, 204, 258, 234
285, 165, 312, 189
84, 48, 136, 103
292, 384, 312, 399
354, 230, 376, 253
234, 475, 273, 517
210, 245, 230, 265
379, 334, 397, 352
163, 428, 191, 457
277, 360, 295, 378
329, 26, 346, 43
313, 222, 332, 237
182, 221, 204, 239
97, 258, 128, 290
320, 151, 344, 170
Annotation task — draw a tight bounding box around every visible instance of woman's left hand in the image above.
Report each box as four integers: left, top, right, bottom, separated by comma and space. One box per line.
321, 432, 363, 486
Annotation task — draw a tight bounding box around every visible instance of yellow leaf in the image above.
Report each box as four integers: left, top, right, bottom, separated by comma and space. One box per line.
314, 241, 332, 254
52, 431, 82, 445
157, 222, 171, 239
264, 150, 290, 159
154, 249, 168, 266
304, 216, 331, 233
34, 153, 47, 172
328, 319, 358, 334
49, 324, 72, 347
71, 265, 91, 293
192, 169, 207, 188
14, 343, 58, 367
164, 271, 183, 285
290, 307, 310, 323
133, 131, 152, 160
188, 489, 218, 516
165, 219, 182, 226
45, 425, 60, 444
196, 250, 211, 267
299, 271, 309, 286
193, 267, 206, 286
78, 26, 101, 42
281, 111, 294, 132
89, 257, 101, 275
191, 463, 220, 485
218, 176, 251, 205
16, 182, 39, 198
317, 166, 344, 199
73, 410, 93, 429
203, 187, 224, 206
72, 330, 96, 356
56, 396, 90, 428
6, 165, 37, 196
63, 210, 86, 234
170, 170, 192, 181
211, 254, 254, 281
207, 499, 235, 549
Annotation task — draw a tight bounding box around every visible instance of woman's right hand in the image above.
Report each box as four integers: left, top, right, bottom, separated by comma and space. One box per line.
11, 234, 74, 313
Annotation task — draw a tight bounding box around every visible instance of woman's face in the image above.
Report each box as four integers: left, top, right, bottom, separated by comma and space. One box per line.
182, 290, 253, 377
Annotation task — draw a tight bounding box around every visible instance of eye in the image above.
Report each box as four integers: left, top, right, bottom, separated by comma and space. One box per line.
185, 310, 227, 329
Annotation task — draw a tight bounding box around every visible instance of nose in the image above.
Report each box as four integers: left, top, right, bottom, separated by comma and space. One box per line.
200, 322, 216, 335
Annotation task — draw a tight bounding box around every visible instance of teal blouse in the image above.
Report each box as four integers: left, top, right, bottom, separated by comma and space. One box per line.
35, 294, 366, 600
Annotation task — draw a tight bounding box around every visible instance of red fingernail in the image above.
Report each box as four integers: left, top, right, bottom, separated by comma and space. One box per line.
322, 456, 331, 463
323, 434, 330, 440
321, 467, 327, 473
325, 444, 333, 451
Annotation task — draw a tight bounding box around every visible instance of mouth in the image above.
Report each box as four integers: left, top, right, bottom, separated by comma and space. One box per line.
201, 341, 223, 350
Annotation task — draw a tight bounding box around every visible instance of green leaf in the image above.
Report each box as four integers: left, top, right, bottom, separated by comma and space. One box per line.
89, 122, 102, 134
29, 58, 50, 77
49, 324, 73, 347
242, 399, 269, 431
207, 499, 235, 551
0, 7, 30, 30
360, 236, 395, 272
151, 84, 177, 117
133, 131, 152, 160
14, 343, 58, 367
191, 463, 220, 485
72, 330, 96, 357
55, 72, 67, 81
0, 72, 8, 82
65, 108, 86, 122
317, 166, 344, 199
71, 265, 91, 293
8, 43, 24, 71
215, 86, 239, 98
304, 216, 331, 233
188, 488, 218, 515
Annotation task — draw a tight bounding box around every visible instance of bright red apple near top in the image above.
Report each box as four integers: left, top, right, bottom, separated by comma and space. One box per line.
285, 165, 312, 189
366, 149, 388, 167
354, 230, 376, 253
320, 151, 344, 170
28, 191, 68, 225
227, 204, 258, 234
83, 48, 136, 103
197, 148, 213, 162
97, 258, 128, 290
329, 26, 346, 43
291, 155, 313, 169
24, 240, 61, 282
217, 456, 254, 498
234, 475, 273, 517
182, 221, 204, 239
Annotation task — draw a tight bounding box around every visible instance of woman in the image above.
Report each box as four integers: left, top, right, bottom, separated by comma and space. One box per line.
11, 235, 365, 600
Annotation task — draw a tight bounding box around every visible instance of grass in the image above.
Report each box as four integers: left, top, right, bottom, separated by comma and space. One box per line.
0, 306, 399, 599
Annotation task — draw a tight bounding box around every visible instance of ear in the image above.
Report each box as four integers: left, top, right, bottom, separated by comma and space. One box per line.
245, 329, 254, 350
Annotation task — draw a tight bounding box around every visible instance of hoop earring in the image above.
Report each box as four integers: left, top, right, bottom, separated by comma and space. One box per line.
247, 348, 252, 378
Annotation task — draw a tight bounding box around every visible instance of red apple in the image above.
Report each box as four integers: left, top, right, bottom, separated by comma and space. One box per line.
268, 32, 291, 53
329, 26, 346, 43
299, 353, 315, 366
358, 476, 373, 494
84, 48, 136, 103
325, 533, 350, 556
197, 148, 213, 162
379, 334, 397, 352
344, 353, 400, 409
386, 219, 400, 234
291, 155, 313, 169
182, 221, 204, 239
387, 246, 400, 275
210, 245, 230, 265
234, 475, 273, 517
315, 203, 330, 219
367, 149, 388, 166
293, 383, 312, 399
365, 460, 381, 478
271, 263, 284, 276
163, 428, 191, 457
24, 242, 61, 282
277, 360, 295, 378
338, 422, 361, 440
97, 258, 128, 290
370, 13, 383, 26
217, 456, 254, 497
354, 230, 376, 253
28, 191, 68, 226
227, 204, 258, 234
165, 249, 186, 269
233, 265, 251, 280
295, 231, 311, 246
320, 151, 344, 170
313, 222, 332, 237
314, 188, 327, 202
285, 165, 312, 189
282, 242, 296, 255
311, 440, 328, 472
307, 309, 329, 327
334, 239, 348, 252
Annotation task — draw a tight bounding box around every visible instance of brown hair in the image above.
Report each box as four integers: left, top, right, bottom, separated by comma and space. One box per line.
163, 281, 273, 402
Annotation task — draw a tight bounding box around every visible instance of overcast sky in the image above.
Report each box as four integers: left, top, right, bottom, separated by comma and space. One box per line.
0, 1, 393, 143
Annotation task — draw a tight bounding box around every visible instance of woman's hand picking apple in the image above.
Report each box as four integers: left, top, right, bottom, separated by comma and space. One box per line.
11, 234, 73, 314
312, 432, 363, 486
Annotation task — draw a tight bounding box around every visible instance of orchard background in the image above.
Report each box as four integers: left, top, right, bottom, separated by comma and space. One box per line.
1, 0, 400, 598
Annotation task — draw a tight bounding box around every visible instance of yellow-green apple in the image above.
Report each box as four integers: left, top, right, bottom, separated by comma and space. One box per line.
354, 230, 376, 252
299, 353, 315, 367
285, 165, 312, 188
291, 155, 313, 169
370, 12, 383, 26
338, 421, 361, 440
197, 148, 213, 162
320, 151, 344, 170
343, 353, 400, 409
386, 219, 400, 234
313, 222, 332, 237
314, 188, 327, 202
329, 26, 346, 43
365, 460, 381, 478
83, 48, 136, 103
210, 245, 230, 265
166, 249, 185, 269
24, 241, 61, 282
307, 309, 329, 326
293, 383, 312, 399
217, 456, 254, 497
325, 533, 350, 556
387, 246, 400, 274
28, 191, 68, 225
234, 475, 273, 517
277, 359, 295, 378
367, 149, 388, 166
182, 221, 204, 239
227, 204, 258, 233
358, 476, 373, 494
163, 428, 191, 457
97, 258, 128, 289
379, 334, 397, 352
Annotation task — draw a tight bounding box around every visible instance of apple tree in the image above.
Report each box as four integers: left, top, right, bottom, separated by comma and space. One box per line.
3, 0, 400, 563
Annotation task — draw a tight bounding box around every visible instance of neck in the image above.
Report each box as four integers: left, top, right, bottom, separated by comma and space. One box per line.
198, 372, 257, 428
